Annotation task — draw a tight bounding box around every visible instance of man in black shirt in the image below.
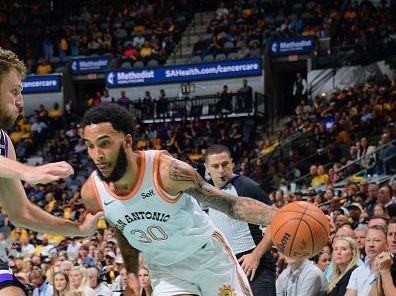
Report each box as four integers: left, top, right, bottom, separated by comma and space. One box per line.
205, 144, 276, 295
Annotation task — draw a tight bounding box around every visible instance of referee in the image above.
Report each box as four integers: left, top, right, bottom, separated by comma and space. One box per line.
205, 144, 276, 295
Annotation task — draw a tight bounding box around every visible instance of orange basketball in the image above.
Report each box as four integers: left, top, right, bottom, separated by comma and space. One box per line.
271, 201, 330, 258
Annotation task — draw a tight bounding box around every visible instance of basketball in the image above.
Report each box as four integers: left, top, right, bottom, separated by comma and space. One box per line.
271, 201, 330, 258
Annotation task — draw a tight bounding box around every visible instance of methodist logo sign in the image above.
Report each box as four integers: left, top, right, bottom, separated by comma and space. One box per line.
22, 74, 62, 94
105, 59, 262, 88
271, 36, 314, 56
70, 56, 109, 74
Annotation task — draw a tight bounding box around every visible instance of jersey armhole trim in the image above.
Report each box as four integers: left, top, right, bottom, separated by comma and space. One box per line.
89, 174, 104, 211
153, 151, 182, 204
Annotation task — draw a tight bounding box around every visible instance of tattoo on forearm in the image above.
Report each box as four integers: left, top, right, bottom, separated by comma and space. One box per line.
169, 160, 278, 226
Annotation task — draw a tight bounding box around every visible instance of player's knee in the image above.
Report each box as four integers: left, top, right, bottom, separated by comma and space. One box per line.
0, 286, 26, 296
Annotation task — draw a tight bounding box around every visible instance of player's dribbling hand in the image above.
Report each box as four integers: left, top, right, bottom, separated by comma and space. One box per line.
23, 161, 74, 184
238, 252, 260, 281
79, 211, 104, 236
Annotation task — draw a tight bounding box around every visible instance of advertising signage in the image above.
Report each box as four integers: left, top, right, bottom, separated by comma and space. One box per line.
70, 56, 110, 74
105, 59, 262, 88
271, 36, 314, 56
22, 74, 62, 94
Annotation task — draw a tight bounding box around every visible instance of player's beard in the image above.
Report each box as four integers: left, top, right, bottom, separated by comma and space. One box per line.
0, 102, 18, 130
96, 145, 128, 183
0, 114, 15, 130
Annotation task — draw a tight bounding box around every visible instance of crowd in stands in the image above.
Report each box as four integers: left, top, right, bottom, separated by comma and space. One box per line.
258, 74, 396, 192
332, 1, 395, 49
1, 0, 395, 74
193, 0, 338, 60
0, 0, 192, 74
193, 0, 396, 63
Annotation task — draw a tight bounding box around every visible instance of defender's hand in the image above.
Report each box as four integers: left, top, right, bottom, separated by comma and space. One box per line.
22, 161, 74, 184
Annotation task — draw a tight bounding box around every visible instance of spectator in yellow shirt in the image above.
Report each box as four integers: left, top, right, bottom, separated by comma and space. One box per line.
48, 102, 64, 119
311, 165, 329, 187
36, 59, 53, 74
140, 41, 152, 62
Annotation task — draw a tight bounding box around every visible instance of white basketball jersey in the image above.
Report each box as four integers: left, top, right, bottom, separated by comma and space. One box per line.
90, 150, 215, 266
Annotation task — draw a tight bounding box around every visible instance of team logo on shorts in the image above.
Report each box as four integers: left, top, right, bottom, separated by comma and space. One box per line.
218, 284, 235, 296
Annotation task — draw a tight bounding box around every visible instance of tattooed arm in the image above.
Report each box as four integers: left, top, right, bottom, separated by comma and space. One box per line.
114, 228, 140, 274
167, 158, 278, 226
114, 228, 141, 295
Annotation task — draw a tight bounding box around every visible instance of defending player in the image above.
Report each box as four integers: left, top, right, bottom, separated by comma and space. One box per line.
0, 48, 102, 296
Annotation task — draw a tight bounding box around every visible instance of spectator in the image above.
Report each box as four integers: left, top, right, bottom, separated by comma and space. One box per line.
101, 89, 113, 104
276, 254, 328, 296
29, 268, 53, 296
86, 267, 112, 296
132, 33, 145, 49
36, 59, 53, 75
156, 89, 167, 118
216, 2, 228, 20
373, 203, 389, 219
292, 72, 307, 109
354, 225, 368, 259
378, 186, 395, 207
111, 265, 127, 293
345, 225, 389, 295
192, 35, 207, 58
357, 137, 376, 169
69, 266, 95, 296
364, 184, 379, 215
123, 44, 139, 61
388, 218, 396, 256
237, 79, 253, 111
53, 271, 70, 296
138, 267, 153, 296
237, 43, 251, 59
117, 91, 130, 110
60, 261, 73, 275
346, 203, 366, 229
313, 250, 332, 272
368, 251, 396, 296
312, 165, 329, 188
140, 41, 153, 63
325, 224, 363, 280
377, 132, 396, 173
219, 84, 232, 113
327, 237, 360, 296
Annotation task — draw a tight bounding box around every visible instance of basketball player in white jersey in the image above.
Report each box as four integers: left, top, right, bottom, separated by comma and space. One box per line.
80, 103, 279, 296
0, 48, 102, 296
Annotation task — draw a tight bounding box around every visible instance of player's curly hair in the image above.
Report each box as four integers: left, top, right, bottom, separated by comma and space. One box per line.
82, 103, 135, 139
0, 48, 26, 83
